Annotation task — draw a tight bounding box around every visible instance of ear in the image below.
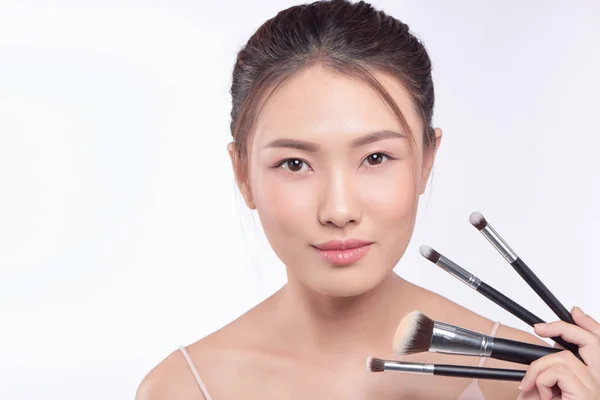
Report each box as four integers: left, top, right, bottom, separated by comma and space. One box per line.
227, 142, 256, 209
419, 127, 443, 195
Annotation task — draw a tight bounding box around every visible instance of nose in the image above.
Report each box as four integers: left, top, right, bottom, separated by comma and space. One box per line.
317, 169, 362, 228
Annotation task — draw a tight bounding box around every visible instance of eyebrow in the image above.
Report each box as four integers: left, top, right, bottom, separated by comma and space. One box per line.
262, 129, 407, 152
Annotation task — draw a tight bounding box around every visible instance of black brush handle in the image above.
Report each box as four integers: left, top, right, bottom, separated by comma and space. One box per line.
434, 364, 525, 381
491, 337, 561, 365
511, 258, 575, 325
478, 281, 544, 324
478, 281, 582, 360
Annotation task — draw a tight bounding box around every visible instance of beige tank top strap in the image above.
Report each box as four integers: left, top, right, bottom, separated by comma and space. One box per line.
179, 346, 214, 400
478, 321, 501, 367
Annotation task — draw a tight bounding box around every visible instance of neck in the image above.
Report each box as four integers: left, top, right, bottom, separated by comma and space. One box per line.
275, 271, 414, 355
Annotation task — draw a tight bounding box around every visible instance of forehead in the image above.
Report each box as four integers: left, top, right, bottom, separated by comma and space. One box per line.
252, 65, 423, 147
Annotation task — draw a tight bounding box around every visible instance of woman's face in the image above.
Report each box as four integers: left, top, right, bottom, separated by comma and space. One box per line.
231, 65, 441, 297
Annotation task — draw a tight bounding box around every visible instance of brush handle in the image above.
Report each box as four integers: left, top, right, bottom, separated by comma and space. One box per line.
491, 337, 561, 365
434, 364, 525, 381
478, 281, 543, 324
477, 281, 582, 360
511, 258, 575, 325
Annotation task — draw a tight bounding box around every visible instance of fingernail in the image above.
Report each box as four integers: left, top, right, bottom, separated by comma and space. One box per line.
519, 377, 528, 389
534, 323, 546, 328
574, 306, 584, 314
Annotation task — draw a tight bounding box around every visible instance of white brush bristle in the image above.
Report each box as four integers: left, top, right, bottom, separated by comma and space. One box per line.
392, 311, 423, 355
469, 211, 483, 225
469, 211, 484, 227
419, 245, 432, 260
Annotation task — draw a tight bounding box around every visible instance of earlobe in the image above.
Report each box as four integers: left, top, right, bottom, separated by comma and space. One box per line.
227, 142, 236, 171
242, 183, 256, 210
419, 127, 443, 194
227, 142, 256, 209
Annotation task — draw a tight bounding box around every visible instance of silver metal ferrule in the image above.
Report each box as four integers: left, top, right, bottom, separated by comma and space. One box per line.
480, 224, 518, 263
430, 321, 495, 357
384, 360, 434, 375
438, 254, 481, 290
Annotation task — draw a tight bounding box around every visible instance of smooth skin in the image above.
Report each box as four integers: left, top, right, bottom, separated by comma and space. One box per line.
136, 65, 600, 400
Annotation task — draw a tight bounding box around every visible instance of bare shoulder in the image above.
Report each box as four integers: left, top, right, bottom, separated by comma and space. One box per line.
135, 346, 202, 400
135, 301, 273, 400
135, 320, 249, 400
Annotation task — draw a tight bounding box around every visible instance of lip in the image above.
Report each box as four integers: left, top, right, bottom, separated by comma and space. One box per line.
312, 239, 373, 267
314, 239, 373, 250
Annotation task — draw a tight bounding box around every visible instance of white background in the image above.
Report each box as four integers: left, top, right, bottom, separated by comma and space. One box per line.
1, 0, 599, 398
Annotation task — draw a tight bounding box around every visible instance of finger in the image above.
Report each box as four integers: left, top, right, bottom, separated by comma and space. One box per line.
534, 376, 561, 400
517, 387, 560, 400
534, 320, 598, 348
517, 389, 540, 400
572, 306, 600, 336
520, 351, 593, 392
535, 320, 600, 370
535, 380, 553, 400
535, 363, 588, 399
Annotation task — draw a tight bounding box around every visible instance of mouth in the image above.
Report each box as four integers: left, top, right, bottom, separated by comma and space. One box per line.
312, 239, 374, 267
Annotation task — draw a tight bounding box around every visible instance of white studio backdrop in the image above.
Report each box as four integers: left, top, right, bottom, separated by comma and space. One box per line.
0, 0, 599, 398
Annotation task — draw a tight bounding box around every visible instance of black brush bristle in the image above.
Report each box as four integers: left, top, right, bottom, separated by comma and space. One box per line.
419, 245, 441, 264
367, 357, 385, 372
469, 212, 488, 230
405, 314, 434, 354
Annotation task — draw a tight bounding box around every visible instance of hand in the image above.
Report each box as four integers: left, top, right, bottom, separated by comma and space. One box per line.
518, 307, 600, 400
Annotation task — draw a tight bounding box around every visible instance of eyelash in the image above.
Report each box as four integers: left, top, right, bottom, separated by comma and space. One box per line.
274, 152, 396, 172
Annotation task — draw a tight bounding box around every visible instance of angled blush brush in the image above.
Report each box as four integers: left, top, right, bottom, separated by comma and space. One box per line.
393, 311, 561, 365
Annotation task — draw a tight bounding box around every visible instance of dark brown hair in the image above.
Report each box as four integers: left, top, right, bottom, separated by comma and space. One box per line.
230, 0, 435, 174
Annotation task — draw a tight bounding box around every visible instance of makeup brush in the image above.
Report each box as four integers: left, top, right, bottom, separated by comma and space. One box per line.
367, 357, 525, 381
419, 245, 581, 358
469, 211, 575, 325
393, 311, 561, 365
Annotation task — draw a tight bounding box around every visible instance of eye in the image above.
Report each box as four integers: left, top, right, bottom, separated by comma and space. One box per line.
279, 158, 310, 172
363, 152, 390, 166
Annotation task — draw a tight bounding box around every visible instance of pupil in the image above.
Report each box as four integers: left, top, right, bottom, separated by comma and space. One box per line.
369, 153, 382, 165
288, 159, 302, 171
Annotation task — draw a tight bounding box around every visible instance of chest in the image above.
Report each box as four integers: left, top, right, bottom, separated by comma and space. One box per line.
202, 358, 474, 400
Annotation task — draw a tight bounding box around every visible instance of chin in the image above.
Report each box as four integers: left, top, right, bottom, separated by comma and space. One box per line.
304, 263, 391, 298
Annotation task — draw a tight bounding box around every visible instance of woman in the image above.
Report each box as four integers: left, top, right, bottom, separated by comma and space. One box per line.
136, 1, 600, 398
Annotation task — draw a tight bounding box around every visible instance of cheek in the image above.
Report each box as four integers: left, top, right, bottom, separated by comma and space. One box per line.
362, 167, 419, 224
361, 168, 419, 264
251, 171, 315, 241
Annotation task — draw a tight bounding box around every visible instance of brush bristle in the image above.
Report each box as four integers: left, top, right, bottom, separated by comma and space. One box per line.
419, 245, 441, 264
393, 311, 434, 356
367, 357, 385, 372
469, 212, 488, 230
